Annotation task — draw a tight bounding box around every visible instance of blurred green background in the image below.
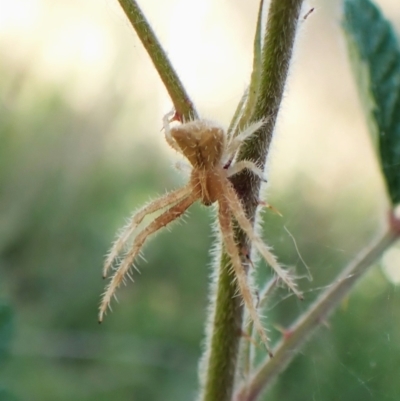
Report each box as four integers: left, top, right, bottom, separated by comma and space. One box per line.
1, 1, 400, 400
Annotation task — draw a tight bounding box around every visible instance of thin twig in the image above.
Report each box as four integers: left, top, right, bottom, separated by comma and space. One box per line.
117, 0, 198, 121
235, 225, 398, 401
228, 87, 249, 137
233, 0, 266, 137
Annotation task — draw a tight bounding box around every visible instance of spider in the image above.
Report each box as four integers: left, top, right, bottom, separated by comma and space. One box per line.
99, 111, 302, 348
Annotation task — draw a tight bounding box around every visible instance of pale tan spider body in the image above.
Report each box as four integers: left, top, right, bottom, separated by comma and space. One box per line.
171, 121, 227, 205
100, 113, 301, 351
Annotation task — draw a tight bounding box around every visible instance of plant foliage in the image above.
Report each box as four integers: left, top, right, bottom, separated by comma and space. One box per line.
343, 0, 400, 205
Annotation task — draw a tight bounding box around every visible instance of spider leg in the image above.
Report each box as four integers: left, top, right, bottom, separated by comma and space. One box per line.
103, 184, 192, 278
174, 160, 191, 173
218, 196, 272, 355
163, 111, 183, 153
223, 119, 266, 166
222, 177, 302, 299
99, 191, 199, 322
226, 160, 267, 182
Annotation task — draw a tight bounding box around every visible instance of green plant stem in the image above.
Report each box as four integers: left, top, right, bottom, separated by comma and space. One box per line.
117, 0, 198, 121
235, 226, 398, 401
239, 0, 304, 166
199, 2, 304, 401
228, 87, 249, 136
234, 0, 265, 135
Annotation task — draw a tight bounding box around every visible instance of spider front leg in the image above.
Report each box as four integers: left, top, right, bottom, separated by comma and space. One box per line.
222, 177, 303, 299
162, 110, 182, 153
218, 197, 272, 355
223, 119, 266, 168
99, 192, 199, 322
103, 185, 192, 278
226, 160, 267, 182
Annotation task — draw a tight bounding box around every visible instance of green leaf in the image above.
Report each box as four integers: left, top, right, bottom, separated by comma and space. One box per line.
0, 303, 13, 363
343, 0, 400, 205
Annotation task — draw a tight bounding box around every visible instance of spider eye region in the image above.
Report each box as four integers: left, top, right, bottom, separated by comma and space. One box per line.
170, 120, 226, 168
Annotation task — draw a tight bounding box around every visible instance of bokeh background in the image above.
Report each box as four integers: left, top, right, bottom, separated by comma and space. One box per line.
1, 0, 400, 400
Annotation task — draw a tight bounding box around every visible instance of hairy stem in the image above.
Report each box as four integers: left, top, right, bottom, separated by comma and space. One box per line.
235, 224, 398, 401
239, 0, 304, 167
117, 0, 198, 121
199, 2, 304, 401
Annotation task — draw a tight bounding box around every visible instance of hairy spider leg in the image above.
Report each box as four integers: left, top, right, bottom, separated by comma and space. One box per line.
162, 111, 183, 153
103, 184, 192, 278
218, 196, 272, 355
226, 160, 267, 182
223, 119, 266, 166
222, 178, 303, 299
99, 192, 199, 322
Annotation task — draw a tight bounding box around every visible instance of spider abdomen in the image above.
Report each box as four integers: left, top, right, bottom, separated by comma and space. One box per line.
170, 120, 226, 169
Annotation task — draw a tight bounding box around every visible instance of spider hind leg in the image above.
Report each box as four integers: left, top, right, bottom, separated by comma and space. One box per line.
223, 177, 302, 299
218, 197, 273, 355
99, 192, 198, 323
103, 185, 192, 278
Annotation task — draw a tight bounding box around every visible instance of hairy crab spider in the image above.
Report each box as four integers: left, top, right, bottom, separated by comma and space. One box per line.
99, 111, 302, 349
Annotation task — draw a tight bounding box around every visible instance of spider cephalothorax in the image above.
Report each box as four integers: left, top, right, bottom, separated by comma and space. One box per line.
99, 112, 301, 349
